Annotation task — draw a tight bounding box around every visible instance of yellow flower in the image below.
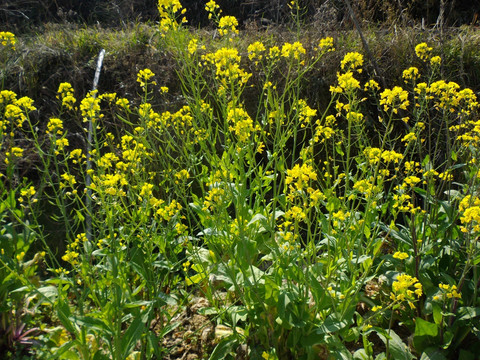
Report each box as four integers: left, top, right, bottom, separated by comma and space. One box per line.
317, 37, 334, 52
247, 41, 266, 63
381, 150, 403, 164
137, 68, 157, 88
0, 31, 16, 50
218, 16, 239, 36
80, 92, 101, 121
364, 79, 380, 91
57, 82, 76, 110
281, 42, 306, 61
401, 132, 417, 144
331, 71, 360, 93
380, 86, 409, 113
340, 52, 363, 72
175, 169, 190, 183
227, 105, 259, 143
285, 163, 317, 192
415, 42, 433, 61
402, 67, 419, 82
205, 0, 221, 18
430, 56, 441, 66
393, 251, 409, 260
46, 118, 64, 135
391, 273, 422, 303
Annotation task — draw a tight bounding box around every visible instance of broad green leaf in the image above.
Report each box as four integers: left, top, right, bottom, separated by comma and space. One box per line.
377, 329, 414, 360
432, 303, 442, 326
316, 311, 353, 335
208, 336, 237, 360
419, 347, 447, 360
413, 318, 439, 353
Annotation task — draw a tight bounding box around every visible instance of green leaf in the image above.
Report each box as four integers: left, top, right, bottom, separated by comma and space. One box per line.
72, 315, 113, 336
457, 307, 480, 321
208, 336, 237, 360
376, 329, 414, 360
56, 300, 78, 336
416, 318, 438, 337
413, 318, 439, 353
432, 303, 442, 326
419, 347, 447, 360
121, 317, 146, 358
316, 311, 353, 335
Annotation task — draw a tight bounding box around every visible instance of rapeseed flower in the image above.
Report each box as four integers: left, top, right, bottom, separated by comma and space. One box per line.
247, 41, 266, 63
393, 251, 409, 260
205, 0, 220, 18
415, 42, 432, 61
285, 163, 317, 192
227, 106, 259, 143
46, 118, 63, 135
380, 86, 409, 113
0, 31, 16, 50
281, 42, 306, 62
364, 79, 380, 91
340, 52, 363, 72
402, 67, 419, 82
57, 82, 76, 110
218, 16, 238, 36
390, 274, 422, 309
137, 69, 157, 89
317, 37, 334, 52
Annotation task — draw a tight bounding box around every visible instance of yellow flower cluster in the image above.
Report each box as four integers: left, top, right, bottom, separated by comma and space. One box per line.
330, 72, 360, 94
175, 169, 190, 184
434, 283, 461, 300
227, 106, 259, 143
340, 52, 363, 72
4, 147, 23, 165
393, 251, 409, 260
317, 37, 334, 52
295, 99, 317, 127
281, 42, 306, 62
415, 42, 433, 61
18, 186, 37, 204
80, 91, 101, 122
313, 115, 336, 143
364, 79, 380, 91
379, 86, 409, 113
137, 68, 157, 89
157, 0, 186, 34
285, 163, 317, 192
205, 0, 220, 19
57, 82, 76, 110
353, 178, 379, 199
218, 16, 239, 36
364, 147, 403, 165
0, 31, 16, 51
390, 274, 423, 309
247, 41, 266, 64
60, 173, 76, 189
1, 90, 36, 131
460, 204, 480, 233
402, 67, 419, 82
46, 118, 63, 135
203, 187, 226, 212
69, 149, 85, 164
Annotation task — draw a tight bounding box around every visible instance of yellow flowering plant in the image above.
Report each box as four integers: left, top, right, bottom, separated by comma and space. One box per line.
2, 8, 480, 359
